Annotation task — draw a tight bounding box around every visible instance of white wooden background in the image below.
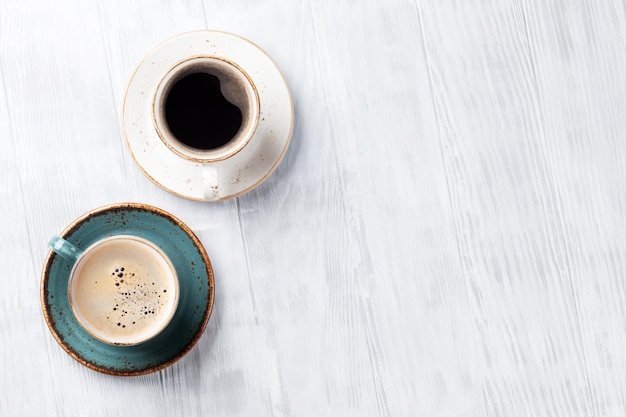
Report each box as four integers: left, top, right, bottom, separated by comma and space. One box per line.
1, 0, 626, 416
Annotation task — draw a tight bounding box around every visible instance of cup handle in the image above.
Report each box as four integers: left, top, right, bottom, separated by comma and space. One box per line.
48, 236, 84, 262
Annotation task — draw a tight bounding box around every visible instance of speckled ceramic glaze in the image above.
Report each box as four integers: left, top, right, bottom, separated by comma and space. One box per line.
121, 30, 294, 201
40, 203, 214, 376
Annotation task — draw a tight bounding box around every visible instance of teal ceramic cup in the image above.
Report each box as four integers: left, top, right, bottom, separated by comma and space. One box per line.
41, 203, 214, 375
48, 234, 180, 347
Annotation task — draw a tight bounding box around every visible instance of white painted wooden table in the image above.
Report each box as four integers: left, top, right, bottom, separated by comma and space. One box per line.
2, 0, 626, 416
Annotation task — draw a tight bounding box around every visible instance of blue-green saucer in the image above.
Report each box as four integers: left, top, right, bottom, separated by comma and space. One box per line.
41, 203, 215, 376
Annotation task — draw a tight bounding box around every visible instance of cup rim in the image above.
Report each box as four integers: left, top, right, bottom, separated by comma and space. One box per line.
67, 234, 180, 347
151, 55, 261, 163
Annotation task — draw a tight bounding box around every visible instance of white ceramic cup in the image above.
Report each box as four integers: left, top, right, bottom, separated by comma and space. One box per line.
49, 235, 180, 346
152, 55, 260, 163
122, 31, 294, 201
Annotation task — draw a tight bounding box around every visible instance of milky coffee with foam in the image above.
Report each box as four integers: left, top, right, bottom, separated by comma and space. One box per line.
68, 236, 179, 345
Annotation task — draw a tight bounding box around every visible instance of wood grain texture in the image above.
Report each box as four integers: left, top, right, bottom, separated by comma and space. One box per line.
1, 0, 626, 416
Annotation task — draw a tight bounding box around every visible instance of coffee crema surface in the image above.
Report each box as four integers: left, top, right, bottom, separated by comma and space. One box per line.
69, 236, 178, 345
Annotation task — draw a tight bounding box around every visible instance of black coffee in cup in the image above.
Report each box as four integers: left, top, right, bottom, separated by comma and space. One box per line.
164, 72, 243, 150
154, 57, 258, 159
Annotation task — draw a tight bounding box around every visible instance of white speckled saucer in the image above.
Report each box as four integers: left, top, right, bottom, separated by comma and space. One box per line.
121, 31, 294, 201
